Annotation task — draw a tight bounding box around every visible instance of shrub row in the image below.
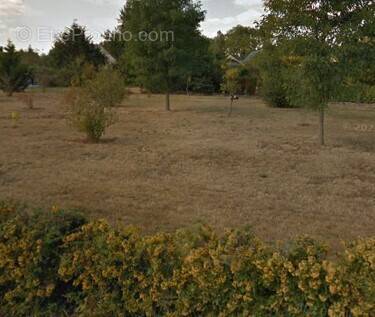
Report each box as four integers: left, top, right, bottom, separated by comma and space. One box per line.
0, 201, 374, 316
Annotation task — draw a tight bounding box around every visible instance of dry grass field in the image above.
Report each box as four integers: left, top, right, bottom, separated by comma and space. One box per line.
1, 90, 374, 248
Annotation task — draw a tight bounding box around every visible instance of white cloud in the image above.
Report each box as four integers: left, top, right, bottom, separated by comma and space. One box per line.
0, 0, 25, 16
235, 0, 264, 14
234, 0, 262, 9
201, 10, 263, 36
80, 0, 123, 6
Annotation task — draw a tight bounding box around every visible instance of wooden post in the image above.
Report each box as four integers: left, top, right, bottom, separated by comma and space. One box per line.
166, 91, 171, 111
319, 106, 325, 146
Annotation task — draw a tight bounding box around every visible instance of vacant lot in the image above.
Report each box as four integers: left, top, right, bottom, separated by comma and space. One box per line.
1, 90, 374, 247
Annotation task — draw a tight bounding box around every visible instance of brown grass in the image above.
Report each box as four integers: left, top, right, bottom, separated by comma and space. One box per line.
1, 90, 374, 248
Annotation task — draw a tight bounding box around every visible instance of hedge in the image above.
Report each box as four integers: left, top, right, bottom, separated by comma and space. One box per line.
0, 201, 374, 317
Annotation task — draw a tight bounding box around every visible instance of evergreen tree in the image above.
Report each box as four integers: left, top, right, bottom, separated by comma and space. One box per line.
120, 0, 206, 110
0, 41, 32, 96
49, 22, 104, 68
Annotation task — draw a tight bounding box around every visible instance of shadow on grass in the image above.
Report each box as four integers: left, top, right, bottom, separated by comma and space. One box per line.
339, 134, 375, 152
66, 137, 118, 145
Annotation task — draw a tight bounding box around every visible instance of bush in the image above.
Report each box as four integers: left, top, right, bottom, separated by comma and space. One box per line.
59, 223, 181, 316
66, 68, 126, 143
0, 202, 86, 316
0, 201, 374, 317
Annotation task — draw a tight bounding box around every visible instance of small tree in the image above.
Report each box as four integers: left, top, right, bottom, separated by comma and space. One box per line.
260, 0, 371, 145
0, 41, 31, 97
222, 68, 241, 116
121, 0, 205, 111
66, 68, 126, 143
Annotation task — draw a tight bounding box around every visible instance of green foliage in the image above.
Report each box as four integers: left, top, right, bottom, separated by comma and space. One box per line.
121, 0, 205, 109
59, 222, 181, 316
259, 0, 375, 145
224, 25, 260, 60
221, 68, 242, 96
222, 65, 258, 96
0, 41, 32, 96
261, 0, 374, 109
49, 22, 104, 69
335, 83, 375, 104
0, 202, 86, 316
69, 58, 97, 88
208, 26, 261, 95
184, 36, 218, 94
34, 66, 61, 89
66, 68, 126, 142
0, 201, 374, 317
255, 45, 292, 108
18, 46, 44, 86
44, 22, 105, 87
208, 31, 227, 92
101, 29, 126, 60
84, 68, 125, 108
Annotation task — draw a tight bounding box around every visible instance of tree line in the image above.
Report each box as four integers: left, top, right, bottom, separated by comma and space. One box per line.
1, 0, 374, 144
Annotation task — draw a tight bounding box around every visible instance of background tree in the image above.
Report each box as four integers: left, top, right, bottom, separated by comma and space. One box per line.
47, 22, 104, 86
224, 25, 261, 59
121, 0, 205, 110
208, 31, 227, 92
335, 0, 375, 103
49, 22, 104, 68
0, 41, 32, 96
101, 29, 126, 61
255, 43, 293, 108
261, 0, 374, 146
19, 47, 42, 68
184, 35, 218, 94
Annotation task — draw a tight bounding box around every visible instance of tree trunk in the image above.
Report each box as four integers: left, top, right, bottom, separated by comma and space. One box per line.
166, 91, 171, 111
228, 97, 234, 117
319, 106, 325, 146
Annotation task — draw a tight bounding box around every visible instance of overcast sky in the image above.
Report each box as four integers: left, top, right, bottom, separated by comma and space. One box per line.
0, 0, 264, 53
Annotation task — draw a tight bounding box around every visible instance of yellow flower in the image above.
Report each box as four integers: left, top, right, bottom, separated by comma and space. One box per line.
329, 285, 337, 294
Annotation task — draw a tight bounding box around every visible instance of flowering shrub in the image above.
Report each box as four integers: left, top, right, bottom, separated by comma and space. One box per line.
0, 201, 374, 316
0, 202, 86, 316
